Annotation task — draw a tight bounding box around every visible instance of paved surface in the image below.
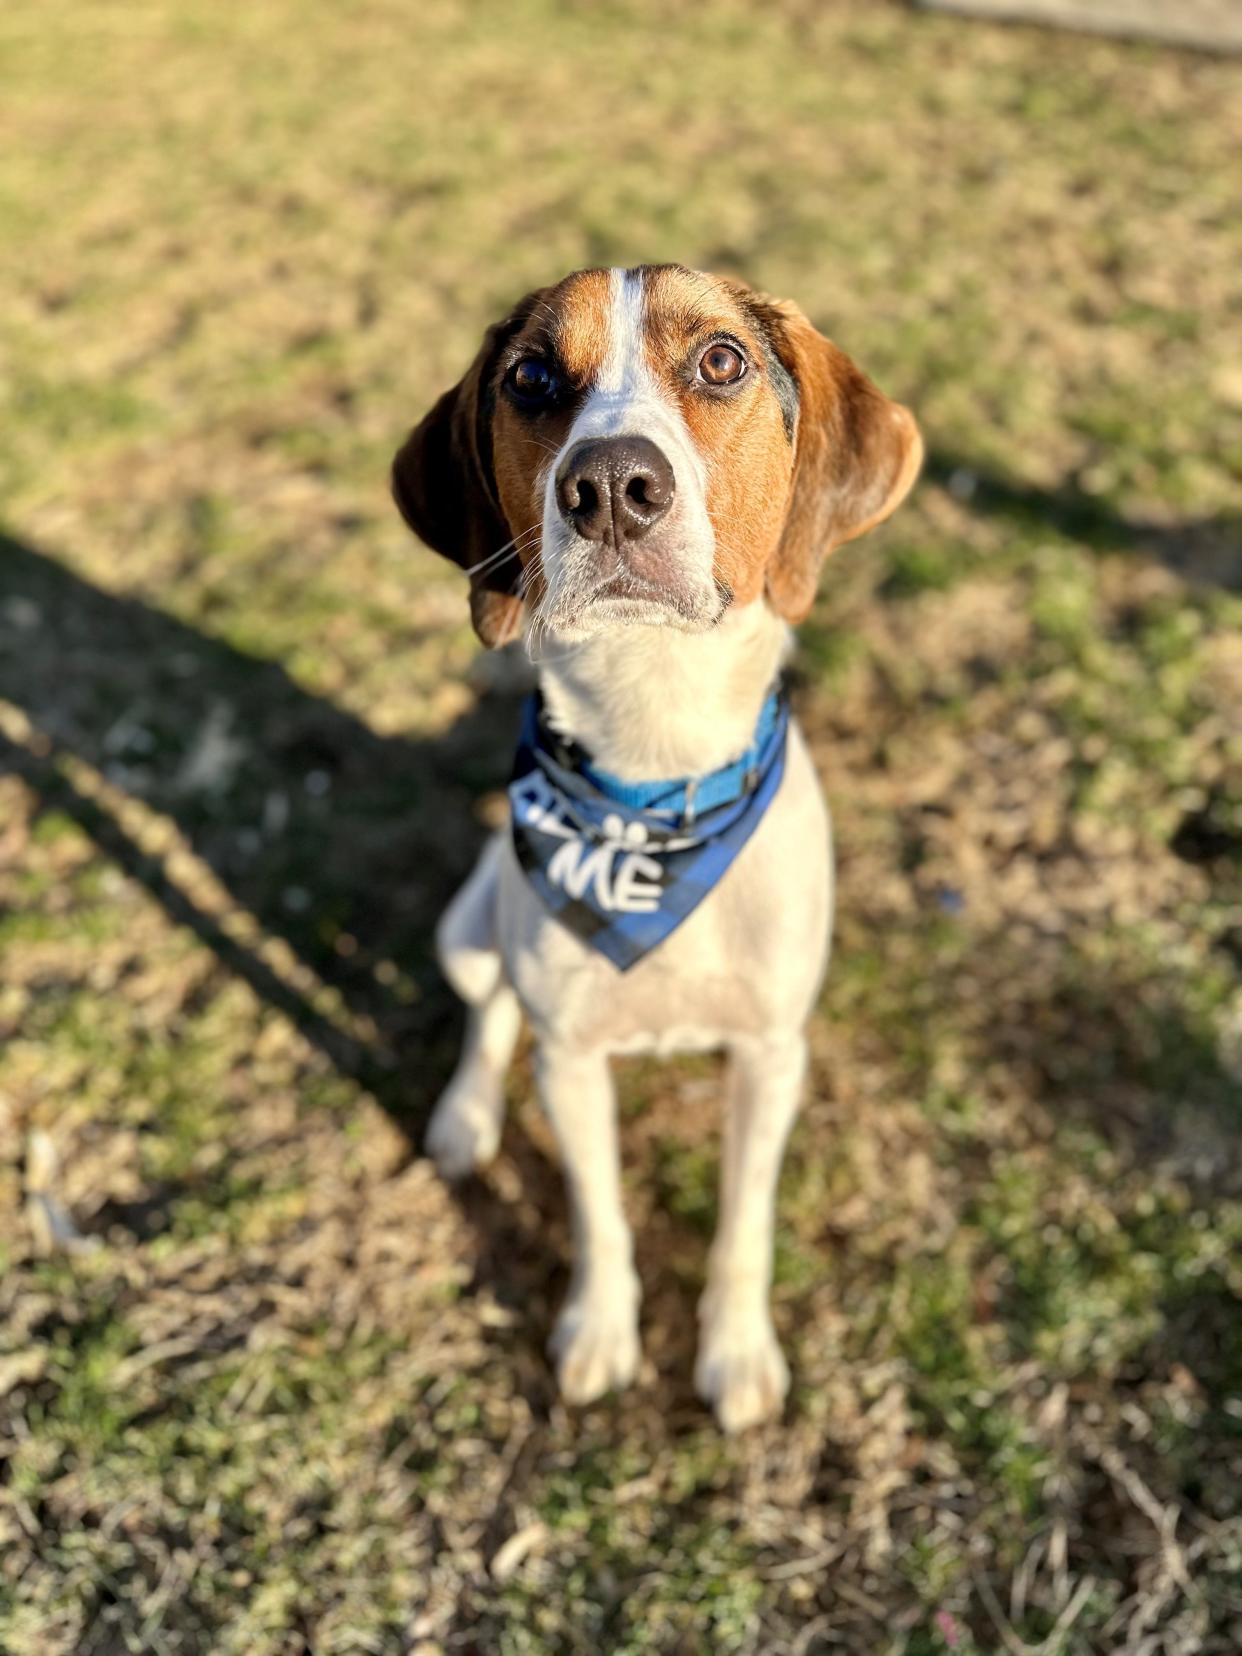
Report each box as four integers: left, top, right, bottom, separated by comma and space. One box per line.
917, 0, 1242, 53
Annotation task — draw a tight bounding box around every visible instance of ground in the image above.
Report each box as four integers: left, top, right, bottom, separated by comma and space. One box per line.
0, 2, 1240, 1651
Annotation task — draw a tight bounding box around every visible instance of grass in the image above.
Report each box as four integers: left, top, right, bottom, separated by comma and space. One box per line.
1, 0, 1241, 1650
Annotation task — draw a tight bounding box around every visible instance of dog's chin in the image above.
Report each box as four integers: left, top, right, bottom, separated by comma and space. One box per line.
543, 596, 720, 642
539, 572, 727, 642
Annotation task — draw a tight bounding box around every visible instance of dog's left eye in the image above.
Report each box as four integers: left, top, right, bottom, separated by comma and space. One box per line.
697, 343, 747, 386
507, 357, 561, 407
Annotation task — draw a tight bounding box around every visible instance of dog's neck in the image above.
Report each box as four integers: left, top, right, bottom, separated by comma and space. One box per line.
534, 600, 792, 782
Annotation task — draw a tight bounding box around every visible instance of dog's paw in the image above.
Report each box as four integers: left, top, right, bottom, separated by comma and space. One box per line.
425, 1079, 503, 1180
549, 1282, 641, 1406
695, 1303, 789, 1433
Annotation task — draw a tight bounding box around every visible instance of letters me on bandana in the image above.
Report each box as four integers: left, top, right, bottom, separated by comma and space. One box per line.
508, 687, 790, 971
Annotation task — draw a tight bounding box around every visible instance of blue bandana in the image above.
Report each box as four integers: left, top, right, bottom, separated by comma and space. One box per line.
508, 687, 790, 971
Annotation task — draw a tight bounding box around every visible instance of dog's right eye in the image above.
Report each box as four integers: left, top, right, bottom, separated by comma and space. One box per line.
507, 357, 561, 408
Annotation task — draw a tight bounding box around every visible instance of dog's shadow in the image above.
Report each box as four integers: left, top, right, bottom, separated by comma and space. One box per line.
0, 529, 509, 1114
0, 528, 578, 1353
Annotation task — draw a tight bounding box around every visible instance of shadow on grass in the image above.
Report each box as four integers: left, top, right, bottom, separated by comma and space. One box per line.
0, 528, 513, 1120
0, 526, 577, 1352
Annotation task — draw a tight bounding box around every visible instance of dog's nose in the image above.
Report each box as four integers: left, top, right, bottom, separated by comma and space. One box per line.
556, 437, 675, 544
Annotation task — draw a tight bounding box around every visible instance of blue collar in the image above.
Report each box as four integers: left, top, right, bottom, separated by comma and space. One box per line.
531, 687, 785, 825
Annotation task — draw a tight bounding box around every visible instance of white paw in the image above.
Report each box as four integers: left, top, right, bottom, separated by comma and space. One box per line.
549, 1281, 641, 1406
695, 1301, 789, 1432
425, 1078, 502, 1180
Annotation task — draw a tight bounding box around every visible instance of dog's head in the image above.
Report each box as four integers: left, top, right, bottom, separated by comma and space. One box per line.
392, 265, 922, 646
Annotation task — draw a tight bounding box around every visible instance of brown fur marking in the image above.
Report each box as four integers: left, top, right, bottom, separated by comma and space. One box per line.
639, 267, 795, 605
759, 299, 922, 622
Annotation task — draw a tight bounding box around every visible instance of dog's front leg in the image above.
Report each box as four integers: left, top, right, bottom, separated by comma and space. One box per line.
696, 1032, 807, 1431
426, 986, 521, 1179
427, 835, 520, 1179
537, 1044, 641, 1405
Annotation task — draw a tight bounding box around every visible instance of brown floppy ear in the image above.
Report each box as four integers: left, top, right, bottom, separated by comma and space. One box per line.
391, 293, 544, 647
761, 301, 923, 623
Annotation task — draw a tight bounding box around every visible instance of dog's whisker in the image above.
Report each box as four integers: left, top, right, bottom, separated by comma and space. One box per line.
460, 525, 542, 580
460, 541, 521, 580
465, 546, 519, 580
516, 541, 544, 588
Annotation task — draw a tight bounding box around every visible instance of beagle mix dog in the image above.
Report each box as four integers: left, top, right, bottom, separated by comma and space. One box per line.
392, 265, 921, 1430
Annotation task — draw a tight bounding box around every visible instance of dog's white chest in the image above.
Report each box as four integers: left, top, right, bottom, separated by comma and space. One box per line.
496, 719, 833, 1054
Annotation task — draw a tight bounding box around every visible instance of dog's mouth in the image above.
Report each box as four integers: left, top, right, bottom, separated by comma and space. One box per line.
590, 572, 677, 608
555, 569, 729, 635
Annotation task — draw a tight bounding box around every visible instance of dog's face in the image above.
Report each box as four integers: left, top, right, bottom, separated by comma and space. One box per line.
393, 265, 922, 646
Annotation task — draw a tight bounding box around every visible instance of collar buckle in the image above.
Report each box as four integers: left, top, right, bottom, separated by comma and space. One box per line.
681, 777, 699, 829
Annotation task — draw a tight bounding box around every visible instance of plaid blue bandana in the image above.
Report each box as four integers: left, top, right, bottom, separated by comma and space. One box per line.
509, 687, 790, 971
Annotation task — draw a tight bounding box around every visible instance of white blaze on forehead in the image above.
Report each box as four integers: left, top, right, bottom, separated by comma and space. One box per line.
597, 267, 647, 402
567, 268, 706, 492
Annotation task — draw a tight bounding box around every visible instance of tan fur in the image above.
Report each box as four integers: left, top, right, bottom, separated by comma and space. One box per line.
488, 271, 616, 614
759, 300, 922, 622
551, 267, 613, 383
638, 268, 793, 606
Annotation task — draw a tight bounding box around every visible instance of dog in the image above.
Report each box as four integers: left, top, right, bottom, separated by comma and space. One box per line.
392, 265, 921, 1430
